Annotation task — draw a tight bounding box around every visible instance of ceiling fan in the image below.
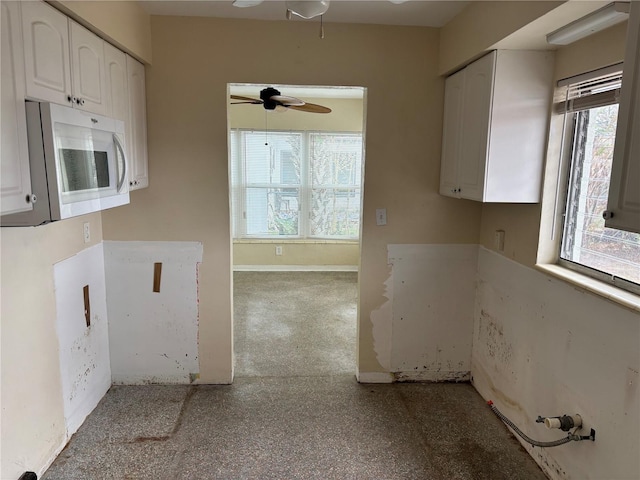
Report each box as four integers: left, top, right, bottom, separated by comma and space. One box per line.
230, 87, 332, 114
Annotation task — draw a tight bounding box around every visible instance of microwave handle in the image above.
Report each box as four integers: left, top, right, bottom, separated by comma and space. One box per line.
113, 134, 128, 192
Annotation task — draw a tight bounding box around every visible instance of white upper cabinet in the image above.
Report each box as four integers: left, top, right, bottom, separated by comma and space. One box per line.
1, 1, 33, 215
606, 3, 640, 234
440, 50, 555, 203
69, 21, 107, 115
21, 1, 106, 115
21, 0, 72, 107
126, 55, 148, 190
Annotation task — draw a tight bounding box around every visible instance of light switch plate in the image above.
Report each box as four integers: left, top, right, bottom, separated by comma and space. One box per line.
376, 209, 387, 226
83, 222, 90, 243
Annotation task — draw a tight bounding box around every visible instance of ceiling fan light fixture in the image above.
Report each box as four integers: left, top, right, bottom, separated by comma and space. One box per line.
286, 0, 330, 19
232, 0, 264, 7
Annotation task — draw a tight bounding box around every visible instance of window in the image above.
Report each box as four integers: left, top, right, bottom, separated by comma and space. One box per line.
558, 66, 640, 293
230, 130, 363, 240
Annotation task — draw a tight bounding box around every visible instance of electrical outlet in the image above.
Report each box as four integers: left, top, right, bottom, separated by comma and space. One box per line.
83, 222, 90, 243
275, 245, 283, 256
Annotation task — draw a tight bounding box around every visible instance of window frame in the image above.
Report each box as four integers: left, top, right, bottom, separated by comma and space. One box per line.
230, 128, 364, 241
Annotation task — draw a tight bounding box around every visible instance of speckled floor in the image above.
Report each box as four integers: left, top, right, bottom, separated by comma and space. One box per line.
233, 271, 358, 378
43, 272, 547, 480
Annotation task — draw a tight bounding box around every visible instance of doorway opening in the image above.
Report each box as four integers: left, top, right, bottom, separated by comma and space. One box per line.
227, 83, 367, 379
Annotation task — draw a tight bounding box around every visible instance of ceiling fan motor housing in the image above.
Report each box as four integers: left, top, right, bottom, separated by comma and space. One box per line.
260, 87, 281, 110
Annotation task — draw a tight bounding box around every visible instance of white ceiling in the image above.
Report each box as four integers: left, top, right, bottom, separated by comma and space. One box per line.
139, 0, 470, 28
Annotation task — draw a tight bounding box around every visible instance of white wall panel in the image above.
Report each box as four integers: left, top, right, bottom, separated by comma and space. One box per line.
53, 243, 111, 436
104, 241, 202, 384
388, 244, 478, 381
473, 248, 640, 480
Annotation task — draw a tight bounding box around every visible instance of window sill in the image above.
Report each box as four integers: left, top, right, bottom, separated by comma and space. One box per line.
233, 239, 359, 245
535, 263, 640, 313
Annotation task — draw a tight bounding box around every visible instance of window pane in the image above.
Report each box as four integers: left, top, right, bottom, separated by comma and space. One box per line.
561, 105, 640, 285
246, 187, 299, 236
310, 133, 362, 187
244, 132, 301, 185
310, 188, 361, 238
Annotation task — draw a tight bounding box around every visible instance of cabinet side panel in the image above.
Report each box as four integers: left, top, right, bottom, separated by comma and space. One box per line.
485, 50, 554, 203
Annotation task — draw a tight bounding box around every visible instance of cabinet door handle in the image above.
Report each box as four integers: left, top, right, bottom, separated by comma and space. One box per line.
76, 97, 85, 106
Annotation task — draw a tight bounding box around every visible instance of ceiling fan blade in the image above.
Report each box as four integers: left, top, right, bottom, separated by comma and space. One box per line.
288, 103, 332, 114
231, 94, 263, 104
270, 95, 305, 106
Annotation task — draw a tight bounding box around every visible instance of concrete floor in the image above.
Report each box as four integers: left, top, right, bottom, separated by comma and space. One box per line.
43, 272, 548, 480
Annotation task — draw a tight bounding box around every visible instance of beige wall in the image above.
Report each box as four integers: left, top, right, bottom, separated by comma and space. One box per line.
52, 1, 152, 63
438, 1, 562, 74
234, 241, 359, 266
101, 16, 482, 381
230, 96, 363, 266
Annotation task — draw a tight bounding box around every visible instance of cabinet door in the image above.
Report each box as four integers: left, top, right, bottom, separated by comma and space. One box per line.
104, 43, 129, 157
70, 21, 106, 115
104, 43, 128, 122
1, 1, 33, 215
606, 3, 640, 233
459, 51, 495, 201
21, 0, 72, 106
440, 69, 465, 198
126, 55, 148, 190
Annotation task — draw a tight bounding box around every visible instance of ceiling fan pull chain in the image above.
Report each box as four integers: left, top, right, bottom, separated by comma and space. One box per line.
320, 15, 324, 39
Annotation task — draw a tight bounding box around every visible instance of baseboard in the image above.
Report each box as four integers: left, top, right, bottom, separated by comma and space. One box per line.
37, 434, 70, 478
356, 371, 394, 383
233, 265, 358, 272
393, 370, 470, 383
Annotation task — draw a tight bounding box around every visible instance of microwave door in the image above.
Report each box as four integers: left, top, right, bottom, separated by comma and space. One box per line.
53, 122, 124, 219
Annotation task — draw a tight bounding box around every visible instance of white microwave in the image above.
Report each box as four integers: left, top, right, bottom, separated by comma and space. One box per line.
2, 102, 129, 226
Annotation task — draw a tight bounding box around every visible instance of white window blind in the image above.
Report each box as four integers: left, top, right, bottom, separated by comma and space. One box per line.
555, 69, 622, 114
